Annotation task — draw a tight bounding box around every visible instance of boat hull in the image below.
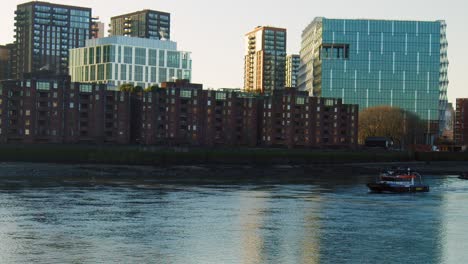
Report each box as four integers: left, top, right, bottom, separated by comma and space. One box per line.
367, 183, 429, 193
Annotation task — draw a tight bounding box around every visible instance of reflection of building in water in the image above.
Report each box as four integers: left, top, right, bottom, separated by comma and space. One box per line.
441, 191, 468, 263
300, 194, 322, 264
239, 190, 268, 264
239, 188, 323, 264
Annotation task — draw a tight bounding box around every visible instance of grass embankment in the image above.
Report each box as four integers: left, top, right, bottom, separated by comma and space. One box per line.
0, 144, 416, 166
1, 144, 467, 166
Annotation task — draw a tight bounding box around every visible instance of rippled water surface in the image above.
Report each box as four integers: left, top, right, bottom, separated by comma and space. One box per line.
1, 174, 467, 263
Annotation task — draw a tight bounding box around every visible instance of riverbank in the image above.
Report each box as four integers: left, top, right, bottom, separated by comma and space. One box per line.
3, 144, 468, 165
0, 161, 466, 186
1, 145, 467, 185
1, 144, 415, 165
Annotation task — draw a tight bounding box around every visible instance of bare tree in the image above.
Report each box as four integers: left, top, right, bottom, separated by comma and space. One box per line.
359, 106, 425, 147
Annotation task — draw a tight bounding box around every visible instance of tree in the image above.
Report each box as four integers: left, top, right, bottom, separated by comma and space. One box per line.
119, 84, 144, 93
119, 83, 134, 92
144, 85, 159, 92
133, 86, 143, 93
359, 106, 425, 148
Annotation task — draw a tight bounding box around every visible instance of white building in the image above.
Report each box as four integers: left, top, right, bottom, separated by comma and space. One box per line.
69, 36, 192, 89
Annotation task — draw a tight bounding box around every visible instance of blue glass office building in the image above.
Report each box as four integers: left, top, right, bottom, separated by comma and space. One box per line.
298, 18, 448, 136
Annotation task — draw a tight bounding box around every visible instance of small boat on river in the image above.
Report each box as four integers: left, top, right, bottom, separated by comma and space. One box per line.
367, 168, 429, 193
459, 173, 468, 180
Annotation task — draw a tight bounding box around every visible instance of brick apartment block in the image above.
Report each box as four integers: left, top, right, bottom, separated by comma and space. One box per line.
1, 76, 358, 148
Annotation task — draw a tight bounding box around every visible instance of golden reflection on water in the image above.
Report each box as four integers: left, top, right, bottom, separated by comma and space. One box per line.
239, 190, 267, 264
441, 178, 468, 264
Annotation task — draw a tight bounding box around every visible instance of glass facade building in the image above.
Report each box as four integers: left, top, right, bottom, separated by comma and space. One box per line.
69, 36, 192, 88
14, 1, 91, 78
285, 54, 300, 88
244, 26, 286, 93
110, 10, 170, 40
298, 17, 449, 135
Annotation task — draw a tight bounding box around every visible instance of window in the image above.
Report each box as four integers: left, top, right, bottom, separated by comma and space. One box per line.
181, 90, 192, 98
103, 45, 115, 63
89, 47, 95, 64
296, 97, 305, 105
106, 63, 112, 79
97, 64, 105, 80
37, 82, 50, 90
167, 51, 180, 68
124, 47, 132, 63
90, 65, 96, 81
182, 53, 188, 69
150, 67, 157, 83
135, 48, 146, 65
215, 92, 226, 100
149, 49, 157, 66
120, 64, 127, 80
320, 44, 349, 60
80, 84, 92, 93
159, 50, 165, 66
135, 66, 143, 82
96, 46, 101, 63
158, 68, 167, 83
325, 99, 335, 106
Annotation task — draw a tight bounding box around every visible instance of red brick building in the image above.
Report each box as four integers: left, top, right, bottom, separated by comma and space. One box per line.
0, 74, 69, 143
64, 83, 132, 144
1, 77, 358, 148
140, 81, 358, 148
455, 98, 468, 145
0, 73, 132, 144
260, 89, 358, 148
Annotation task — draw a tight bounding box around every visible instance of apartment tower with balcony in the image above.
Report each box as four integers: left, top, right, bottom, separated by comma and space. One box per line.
244, 26, 286, 93
91, 17, 105, 39
285, 54, 300, 88
13, 1, 91, 78
109, 10, 170, 40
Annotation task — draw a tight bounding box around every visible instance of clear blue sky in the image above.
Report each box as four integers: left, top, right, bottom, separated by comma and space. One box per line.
1, 0, 466, 103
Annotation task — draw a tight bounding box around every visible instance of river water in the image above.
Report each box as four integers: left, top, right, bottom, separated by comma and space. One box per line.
0, 173, 467, 263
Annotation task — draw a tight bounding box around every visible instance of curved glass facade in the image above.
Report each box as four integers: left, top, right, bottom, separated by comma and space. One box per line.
69, 36, 192, 89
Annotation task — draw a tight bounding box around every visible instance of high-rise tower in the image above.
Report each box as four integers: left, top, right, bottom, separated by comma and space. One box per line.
285, 54, 300, 88
109, 10, 170, 40
244, 26, 286, 93
13, 1, 91, 78
298, 17, 449, 139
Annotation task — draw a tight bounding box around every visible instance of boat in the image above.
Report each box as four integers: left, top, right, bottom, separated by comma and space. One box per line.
459, 172, 468, 180
367, 168, 429, 193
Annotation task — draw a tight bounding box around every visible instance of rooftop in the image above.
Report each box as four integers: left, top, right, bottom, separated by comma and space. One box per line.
17, 1, 91, 10
84, 36, 178, 50
111, 9, 170, 19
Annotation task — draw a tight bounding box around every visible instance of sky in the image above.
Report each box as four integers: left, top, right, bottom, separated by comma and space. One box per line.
1, 0, 467, 104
